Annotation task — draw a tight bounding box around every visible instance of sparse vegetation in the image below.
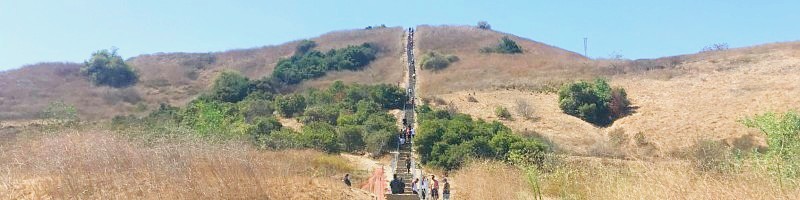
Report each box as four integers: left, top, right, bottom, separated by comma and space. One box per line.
40, 101, 79, 125
420, 51, 459, 70
481, 36, 523, 54
558, 79, 629, 126
701, 43, 730, 52
495, 106, 512, 120
81, 48, 138, 88
515, 99, 536, 120
477, 21, 491, 30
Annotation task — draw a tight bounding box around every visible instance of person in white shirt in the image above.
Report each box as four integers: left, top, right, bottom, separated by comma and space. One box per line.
419, 177, 430, 200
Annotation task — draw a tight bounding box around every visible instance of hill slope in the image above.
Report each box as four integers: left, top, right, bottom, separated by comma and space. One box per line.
0, 27, 404, 120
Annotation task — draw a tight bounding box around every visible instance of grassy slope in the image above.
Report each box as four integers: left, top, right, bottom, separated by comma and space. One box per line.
413, 25, 590, 95
0, 27, 404, 121
0, 128, 373, 199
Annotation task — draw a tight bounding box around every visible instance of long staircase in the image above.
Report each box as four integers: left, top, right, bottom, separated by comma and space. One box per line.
385, 27, 420, 200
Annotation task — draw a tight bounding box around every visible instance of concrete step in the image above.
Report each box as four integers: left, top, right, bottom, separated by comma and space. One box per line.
386, 194, 419, 200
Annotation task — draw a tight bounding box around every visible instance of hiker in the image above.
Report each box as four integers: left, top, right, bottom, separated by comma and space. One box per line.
343, 173, 351, 187
406, 156, 412, 173
431, 175, 439, 200
442, 178, 450, 200
412, 178, 419, 194
410, 128, 415, 139
419, 177, 429, 200
390, 174, 404, 194
400, 135, 405, 145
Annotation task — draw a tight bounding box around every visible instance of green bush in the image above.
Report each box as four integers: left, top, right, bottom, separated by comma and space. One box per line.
420, 51, 459, 70
296, 39, 317, 54
274, 94, 307, 117
743, 111, 800, 177
481, 36, 523, 54
338, 125, 366, 153
82, 48, 138, 88
558, 79, 629, 126
477, 21, 491, 30
302, 105, 339, 124
299, 122, 341, 153
415, 105, 549, 170
238, 99, 273, 123
258, 128, 300, 149
272, 42, 377, 84
40, 101, 79, 125
178, 99, 248, 136
248, 117, 282, 138
495, 106, 512, 120
209, 71, 251, 103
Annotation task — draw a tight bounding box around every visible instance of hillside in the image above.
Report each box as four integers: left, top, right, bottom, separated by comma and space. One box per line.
0, 27, 404, 120
428, 38, 800, 157
413, 25, 590, 95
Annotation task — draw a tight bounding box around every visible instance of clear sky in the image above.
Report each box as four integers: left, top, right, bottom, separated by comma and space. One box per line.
2, 0, 799, 71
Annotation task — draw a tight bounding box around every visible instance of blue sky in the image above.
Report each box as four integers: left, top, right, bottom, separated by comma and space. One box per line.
1, 0, 798, 71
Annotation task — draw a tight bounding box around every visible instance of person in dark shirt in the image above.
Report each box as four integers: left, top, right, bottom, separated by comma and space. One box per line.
390, 174, 406, 194
343, 173, 351, 187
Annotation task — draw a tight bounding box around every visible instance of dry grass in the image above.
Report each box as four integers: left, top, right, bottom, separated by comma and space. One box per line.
432, 45, 800, 156
454, 158, 800, 200
414, 25, 591, 95
0, 27, 405, 121
0, 128, 372, 199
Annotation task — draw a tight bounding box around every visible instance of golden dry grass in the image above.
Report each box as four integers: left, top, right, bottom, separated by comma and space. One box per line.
413, 25, 590, 95
0, 128, 372, 199
430, 43, 800, 157
454, 158, 800, 200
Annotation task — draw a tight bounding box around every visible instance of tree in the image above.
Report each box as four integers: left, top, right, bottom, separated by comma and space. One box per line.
558, 79, 629, 126
296, 40, 317, 54
300, 122, 341, 153
338, 126, 366, 153
480, 37, 523, 54
497, 37, 523, 54
274, 94, 307, 117
209, 71, 251, 103
477, 21, 491, 30
82, 47, 138, 88
249, 117, 282, 137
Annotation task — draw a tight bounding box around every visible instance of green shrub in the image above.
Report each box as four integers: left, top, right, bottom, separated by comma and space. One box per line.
338, 125, 366, 153
272, 42, 377, 84
420, 51, 459, 70
274, 94, 307, 117
209, 71, 251, 103
82, 48, 138, 88
302, 105, 339, 124
258, 128, 300, 149
743, 111, 800, 177
296, 39, 317, 54
299, 122, 341, 153
481, 36, 523, 54
495, 106, 512, 120
178, 99, 247, 136
415, 105, 549, 170
477, 21, 491, 30
238, 99, 273, 123
40, 101, 79, 125
248, 117, 282, 138
558, 79, 629, 126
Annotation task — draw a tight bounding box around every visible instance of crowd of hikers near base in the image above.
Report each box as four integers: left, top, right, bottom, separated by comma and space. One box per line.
389, 174, 450, 200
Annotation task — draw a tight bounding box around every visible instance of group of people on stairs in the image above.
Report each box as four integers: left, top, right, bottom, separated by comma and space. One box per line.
391, 174, 449, 200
